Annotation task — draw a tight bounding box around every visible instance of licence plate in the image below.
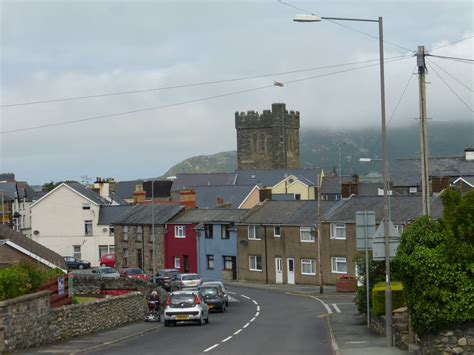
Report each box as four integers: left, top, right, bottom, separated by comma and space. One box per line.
208, 304, 214, 309
176, 315, 189, 320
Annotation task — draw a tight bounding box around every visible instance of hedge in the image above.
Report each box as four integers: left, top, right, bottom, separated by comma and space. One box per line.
372, 281, 405, 316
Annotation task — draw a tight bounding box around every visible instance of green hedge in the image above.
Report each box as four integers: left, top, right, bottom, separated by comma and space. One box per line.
371, 281, 405, 316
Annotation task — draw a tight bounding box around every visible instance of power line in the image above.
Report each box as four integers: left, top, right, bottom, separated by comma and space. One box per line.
278, 0, 414, 53
427, 63, 473, 113
426, 54, 474, 63
430, 35, 474, 51
0, 55, 408, 108
1, 56, 409, 135
368, 66, 417, 156
426, 58, 473, 93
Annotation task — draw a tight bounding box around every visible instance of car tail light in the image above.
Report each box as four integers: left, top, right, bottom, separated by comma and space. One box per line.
194, 294, 201, 305
166, 294, 171, 306
219, 291, 224, 297
163, 276, 170, 280
180, 281, 184, 285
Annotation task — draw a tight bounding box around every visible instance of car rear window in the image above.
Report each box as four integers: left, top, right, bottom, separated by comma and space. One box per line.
103, 268, 115, 274
182, 274, 199, 280
170, 294, 195, 306
127, 269, 143, 275
199, 287, 218, 296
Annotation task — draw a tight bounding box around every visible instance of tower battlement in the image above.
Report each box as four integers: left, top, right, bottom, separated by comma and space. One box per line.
235, 103, 300, 129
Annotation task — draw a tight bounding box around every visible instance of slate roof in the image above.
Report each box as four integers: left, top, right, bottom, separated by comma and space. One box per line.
114, 204, 184, 225
64, 182, 109, 205
194, 185, 255, 209
170, 209, 250, 224
114, 179, 144, 200
143, 180, 173, 198
0, 224, 67, 270
98, 205, 134, 225
453, 176, 474, 187
271, 194, 297, 201
16, 181, 38, 201
325, 195, 444, 224
392, 156, 474, 187
0, 182, 17, 201
239, 200, 340, 226
171, 173, 237, 192
234, 169, 320, 186
320, 176, 353, 195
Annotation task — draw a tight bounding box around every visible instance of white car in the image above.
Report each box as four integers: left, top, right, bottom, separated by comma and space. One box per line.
164, 290, 209, 326
90, 267, 120, 278
170, 273, 202, 291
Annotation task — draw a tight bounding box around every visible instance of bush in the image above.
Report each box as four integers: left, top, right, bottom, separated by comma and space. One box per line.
371, 281, 405, 316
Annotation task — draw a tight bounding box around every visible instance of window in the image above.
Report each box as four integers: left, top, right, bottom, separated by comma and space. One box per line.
137, 226, 143, 241
394, 225, 404, 234
82, 203, 91, 210
207, 255, 214, 270
73, 245, 81, 259
301, 259, 316, 275
123, 248, 129, 267
223, 256, 233, 270
204, 224, 213, 238
174, 256, 181, 269
330, 223, 346, 240
109, 226, 115, 236
249, 256, 262, 271
274, 226, 281, 238
98, 245, 109, 258
331, 257, 347, 274
300, 227, 315, 242
336, 195, 342, 201
221, 225, 230, 239
175, 225, 186, 238
295, 194, 301, 200
248, 225, 260, 240
84, 220, 93, 236
123, 225, 129, 241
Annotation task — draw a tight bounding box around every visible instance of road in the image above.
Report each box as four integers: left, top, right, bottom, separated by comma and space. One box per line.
86, 285, 334, 355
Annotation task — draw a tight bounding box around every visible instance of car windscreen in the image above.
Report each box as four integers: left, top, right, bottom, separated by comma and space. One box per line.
126, 269, 143, 275
182, 274, 199, 280
199, 287, 218, 296
103, 268, 116, 274
170, 294, 195, 306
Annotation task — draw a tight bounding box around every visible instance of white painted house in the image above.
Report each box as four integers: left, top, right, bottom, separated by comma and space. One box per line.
30, 181, 130, 267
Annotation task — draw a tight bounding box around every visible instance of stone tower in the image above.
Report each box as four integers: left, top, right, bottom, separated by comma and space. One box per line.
235, 103, 300, 170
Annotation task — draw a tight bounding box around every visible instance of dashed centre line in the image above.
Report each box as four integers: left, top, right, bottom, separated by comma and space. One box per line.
243, 322, 250, 328
241, 294, 251, 300
233, 329, 242, 335
204, 344, 220, 352
222, 336, 232, 343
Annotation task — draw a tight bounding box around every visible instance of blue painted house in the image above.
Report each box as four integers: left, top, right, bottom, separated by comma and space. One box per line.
170, 209, 249, 281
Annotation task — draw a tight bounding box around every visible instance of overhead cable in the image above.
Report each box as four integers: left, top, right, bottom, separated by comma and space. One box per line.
426, 58, 473, 92
430, 35, 474, 51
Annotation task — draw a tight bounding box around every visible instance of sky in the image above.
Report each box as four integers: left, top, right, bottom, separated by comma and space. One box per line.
1, 0, 473, 185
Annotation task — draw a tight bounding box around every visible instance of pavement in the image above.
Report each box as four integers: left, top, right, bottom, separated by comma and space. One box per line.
12, 281, 408, 355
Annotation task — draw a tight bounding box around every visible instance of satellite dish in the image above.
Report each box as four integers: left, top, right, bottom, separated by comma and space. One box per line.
102, 228, 108, 233
239, 240, 248, 247
33, 230, 40, 236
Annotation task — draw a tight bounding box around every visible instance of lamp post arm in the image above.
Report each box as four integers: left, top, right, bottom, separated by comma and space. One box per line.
321, 16, 379, 23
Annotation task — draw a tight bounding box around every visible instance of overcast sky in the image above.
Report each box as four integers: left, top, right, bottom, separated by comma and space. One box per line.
1, 0, 472, 185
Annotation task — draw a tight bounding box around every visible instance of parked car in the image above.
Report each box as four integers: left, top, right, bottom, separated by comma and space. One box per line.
64, 256, 91, 270
99, 254, 115, 267
164, 290, 209, 326
202, 281, 229, 306
90, 267, 120, 278
198, 285, 226, 312
170, 273, 202, 291
120, 268, 149, 281
153, 269, 180, 290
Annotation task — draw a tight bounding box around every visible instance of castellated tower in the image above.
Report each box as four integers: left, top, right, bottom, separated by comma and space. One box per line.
235, 103, 300, 170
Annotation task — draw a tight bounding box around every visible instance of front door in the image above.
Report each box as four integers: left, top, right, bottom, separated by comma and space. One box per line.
287, 258, 295, 284
183, 255, 189, 273
275, 257, 283, 284
231, 256, 237, 280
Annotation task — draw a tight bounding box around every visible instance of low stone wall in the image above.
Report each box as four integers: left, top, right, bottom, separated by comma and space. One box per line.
419, 323, 474, 354
72, 275, 153, 295
0, 290, 144, 351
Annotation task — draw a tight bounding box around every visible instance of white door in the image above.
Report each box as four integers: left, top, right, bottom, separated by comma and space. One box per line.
275, 257, 283, 284
287, 258, 295, 284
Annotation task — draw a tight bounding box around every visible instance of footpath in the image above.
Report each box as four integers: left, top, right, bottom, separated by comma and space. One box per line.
13, 281, 408, 355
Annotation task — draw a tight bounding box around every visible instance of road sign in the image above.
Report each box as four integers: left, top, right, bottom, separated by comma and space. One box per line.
356, 211, 376, 250
372, 221, 400, 260
58, 276, 65, 296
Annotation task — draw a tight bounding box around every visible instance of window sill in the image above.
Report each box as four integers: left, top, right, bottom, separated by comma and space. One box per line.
301, 273, 316, 276
248, 238, 261, 241
300, 239, 315, 243
249, 269, 262, 272
330, 237, 347, 240
331, 271, 347, 274
175, 236, 186, 239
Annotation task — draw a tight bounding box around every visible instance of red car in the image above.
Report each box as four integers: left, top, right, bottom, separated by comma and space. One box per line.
99, 254, 115, 267
120, 268, 150, 281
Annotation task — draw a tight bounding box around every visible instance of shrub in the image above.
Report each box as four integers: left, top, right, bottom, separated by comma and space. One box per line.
371, 281, 405, 316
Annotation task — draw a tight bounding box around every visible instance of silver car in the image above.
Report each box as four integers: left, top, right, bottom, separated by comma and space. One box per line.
170, 273, 202, 291
202, 281, 229, 306
164, 290, 209, 326
90, 267, 120, 278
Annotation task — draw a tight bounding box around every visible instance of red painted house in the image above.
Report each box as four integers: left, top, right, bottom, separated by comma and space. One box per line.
164, 222, 198, 273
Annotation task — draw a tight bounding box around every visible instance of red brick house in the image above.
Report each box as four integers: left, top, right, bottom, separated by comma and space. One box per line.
164, 222, 197, 273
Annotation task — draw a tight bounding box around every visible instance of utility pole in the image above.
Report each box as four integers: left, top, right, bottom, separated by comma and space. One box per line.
317, 170, 324, 294
417, 46, 430, 216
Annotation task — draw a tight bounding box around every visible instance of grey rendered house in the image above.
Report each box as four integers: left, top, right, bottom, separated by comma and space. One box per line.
169, 209, 249, 281
236, 200, 338, 285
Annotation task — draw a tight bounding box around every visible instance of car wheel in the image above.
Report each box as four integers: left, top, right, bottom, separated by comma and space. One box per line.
78, 264, 84, 270
198, 317, 204, 326
226, 300, 229, 307
221, 304, 226, 313
205, 316, 209, 324
164, 320, 169, 327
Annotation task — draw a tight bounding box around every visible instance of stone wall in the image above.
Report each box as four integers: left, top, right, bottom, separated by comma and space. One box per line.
419, 323, 474, 354
0, 290, 144, 352
72, 274, 154, 294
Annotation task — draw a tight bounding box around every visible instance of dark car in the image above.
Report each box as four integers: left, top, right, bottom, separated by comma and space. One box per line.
64, 256, 91, 270
198, 285, 226, 312
153, 269, 180, 290
120, 268, 150, 281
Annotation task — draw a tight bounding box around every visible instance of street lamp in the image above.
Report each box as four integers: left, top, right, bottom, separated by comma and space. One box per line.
151, 180, 156, 285
296, 14, 393, 346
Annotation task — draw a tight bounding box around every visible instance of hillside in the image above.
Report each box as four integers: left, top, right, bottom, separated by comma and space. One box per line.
161, 121, 473, 177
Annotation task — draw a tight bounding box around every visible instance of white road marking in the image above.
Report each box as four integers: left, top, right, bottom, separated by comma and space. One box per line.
250, 317, 256, 322
243, 322, 250, 328
228, 296, 240, 303
255, 312, 259, 317
257, 305, 260, 311
332, 304, 341, 313
233, 329, 242, 335
222, 336, 232, 343
228, 291, 237, 295
241, 294, 251, 300
346, 341, 367, 344
252, 299, 258, 305
204, 344, 220, 352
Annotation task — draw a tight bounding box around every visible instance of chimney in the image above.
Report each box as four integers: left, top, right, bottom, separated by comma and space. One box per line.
216, 196, 224, 206
259, 188, 272, 202
465, 147, 474, 161
133, 184, 146, 204
180, 189, 196, 209
94, 177, 110, 199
